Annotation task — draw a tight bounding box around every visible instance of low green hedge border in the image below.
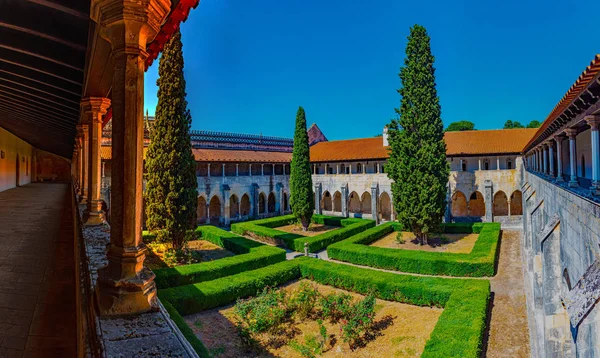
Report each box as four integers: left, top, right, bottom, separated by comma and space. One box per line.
230, 214, 375, 252
327, 222, 500, 277
162, 300, 211, 357
159, 258, 490, 358
153, 226, 286, 289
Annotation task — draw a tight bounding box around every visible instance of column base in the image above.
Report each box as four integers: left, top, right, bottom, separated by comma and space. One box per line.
79, 194, 88, 205
568, 180, 579, 188
556, 176, 564, 182
83, 210, 106, 226
95, 266, 158, 317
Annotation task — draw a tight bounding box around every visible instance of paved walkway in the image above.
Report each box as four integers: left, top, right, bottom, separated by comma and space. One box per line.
0, 183, 76, 357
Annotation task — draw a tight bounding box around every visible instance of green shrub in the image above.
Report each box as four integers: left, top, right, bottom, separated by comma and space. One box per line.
154, 226, 286, 288
234, 287, 289, 335
327, 222, 500, 277
341, 293, 376, 349
319, 292, 352, 322
231, 215, 375, 253
289, 281, 320, 319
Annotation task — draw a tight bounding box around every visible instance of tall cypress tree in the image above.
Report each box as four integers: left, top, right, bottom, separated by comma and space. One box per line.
144, 30, 198, 250
387, 25, 449, 245
290, 106, 314, 230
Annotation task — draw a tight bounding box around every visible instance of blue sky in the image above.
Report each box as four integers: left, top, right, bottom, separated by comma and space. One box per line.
144, 0, 599, 141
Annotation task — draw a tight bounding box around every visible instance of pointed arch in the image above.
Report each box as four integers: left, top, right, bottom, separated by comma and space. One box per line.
361, 192, 372, 214
197, 196, 207, 224
510, 190, 523, 215
258, 192, 266, 214
240, 194, 251, 216
230, 194, 239, 219
321, 191, 332, 211
493, 191, 508, 216
379, 192, 391, 221
451, 191, 468, 217
469, 191, 485, 217
208, 195, 221, 225
333, 191, 342, 212
267, 192, 276, 213
348, 191, 361, 213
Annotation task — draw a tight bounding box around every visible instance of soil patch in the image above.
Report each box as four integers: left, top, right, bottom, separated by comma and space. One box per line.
185, 279, 442, 357
277, 223, 339, 237
370, 231, 478, 254
145, 240, 235, 270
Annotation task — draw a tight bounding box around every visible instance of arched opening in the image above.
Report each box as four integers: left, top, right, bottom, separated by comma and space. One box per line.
258, 192, 266, 214
483, 159, 490, 170
197, 196, 207, 224
333, 191, 342, 212
451, 191, 468, 217
493, 191, 508, 216
267, 192, 276, 213
581, 155, 586, 177
379, 192, 391, 221
469, 191, 485, 217
348, 191, 361, 213
208, 196, 221, 225
230, 194, 239, 219
282, 192, 288, 212
321, 191, 332, 211
240, 194, 251, 216
356, 163, 362, 174
361, 192, 371, 214
507, 158, 513, 170
510, 190, 523, 215
340, 164, 345, 174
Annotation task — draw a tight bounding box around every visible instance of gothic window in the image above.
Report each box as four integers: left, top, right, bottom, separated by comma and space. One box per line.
483, 159, 490, 170
356, 163, 362, 173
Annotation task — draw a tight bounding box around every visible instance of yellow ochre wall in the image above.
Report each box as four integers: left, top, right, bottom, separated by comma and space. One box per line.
0, 126, 34, 192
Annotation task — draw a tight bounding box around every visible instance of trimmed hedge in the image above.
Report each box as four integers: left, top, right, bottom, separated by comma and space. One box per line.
327, 222, 501, 277
153, 226, 286, 289
160, 258, 489, 358
231, 214, 375, 252
162, 300, 210, 357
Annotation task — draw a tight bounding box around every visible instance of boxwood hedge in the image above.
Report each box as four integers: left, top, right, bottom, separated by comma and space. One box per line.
230, 214, 375, 252
327, 222, 500, 277
159, 258, 490, 358
153, 226, 286, 289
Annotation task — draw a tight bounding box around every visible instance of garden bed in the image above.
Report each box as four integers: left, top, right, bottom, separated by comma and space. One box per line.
327, 222, 501, 277
146, 240, 235, 270
370, 231, 479, 254
277, 223, 339, 237
185, 279, 442, 357
159, 258, 490, 358
231, 214, 375, 252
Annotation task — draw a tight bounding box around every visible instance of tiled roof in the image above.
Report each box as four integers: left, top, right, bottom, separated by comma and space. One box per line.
444, 128, 537, 156
309, 129, 537, 162
192, 149, 292, 163
310, 137, 388, 162
525, 54, 600, 150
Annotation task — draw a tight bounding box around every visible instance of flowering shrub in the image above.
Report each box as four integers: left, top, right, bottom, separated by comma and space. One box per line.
289, 281, 320, 319
319, 292, 352, 322
234, 287, 289, 336
340, 293, 376, 349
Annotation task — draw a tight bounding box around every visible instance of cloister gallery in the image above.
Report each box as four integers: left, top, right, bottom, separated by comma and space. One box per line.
0, 0, 599, 356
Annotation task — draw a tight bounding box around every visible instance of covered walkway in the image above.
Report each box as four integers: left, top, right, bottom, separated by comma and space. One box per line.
0, 183, 76, 356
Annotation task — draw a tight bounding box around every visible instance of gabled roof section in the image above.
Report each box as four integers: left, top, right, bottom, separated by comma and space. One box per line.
310, 137, 388, 162
444, 128, 537, 156
307, 123, 328, 146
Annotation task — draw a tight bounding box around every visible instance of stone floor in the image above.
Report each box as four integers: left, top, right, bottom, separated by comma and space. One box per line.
0, 183, 76, 357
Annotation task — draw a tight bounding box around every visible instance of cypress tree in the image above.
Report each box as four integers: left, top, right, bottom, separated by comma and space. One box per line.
387, 25, 449, 245
144, 30, 198, 250
290, 106, 314, 230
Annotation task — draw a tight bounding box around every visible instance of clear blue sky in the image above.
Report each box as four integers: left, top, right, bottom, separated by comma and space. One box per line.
144, 0, 599, 141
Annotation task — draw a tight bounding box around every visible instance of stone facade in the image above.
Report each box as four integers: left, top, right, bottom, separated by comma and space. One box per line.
522, 170, 600, 357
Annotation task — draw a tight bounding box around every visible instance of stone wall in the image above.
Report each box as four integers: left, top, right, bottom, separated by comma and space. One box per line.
0, 126, 34, 192
522, 170, 600, 357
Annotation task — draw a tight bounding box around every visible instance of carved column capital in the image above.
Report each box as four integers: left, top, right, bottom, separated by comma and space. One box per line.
585, 115, 600, 130
81, 97, 111, 121
564, 128, 578, 138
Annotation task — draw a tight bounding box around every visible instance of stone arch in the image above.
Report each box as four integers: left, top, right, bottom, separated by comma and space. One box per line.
230, 194, 239, 219
321, 191, 332, 211
469, 191, 485, 217
510, 190, 523, 215
361, 192, 371, 214
493, 191, 508, 216
208, 195, 221, 225
348, 191, 361, 213
333, 191, 342, 212
240, 194, 251, 216
451, 191, 468, 217
379, 192, 391, 221
197, 196, 207, 224
258, 192, 266, 214
267, 192, 276, 213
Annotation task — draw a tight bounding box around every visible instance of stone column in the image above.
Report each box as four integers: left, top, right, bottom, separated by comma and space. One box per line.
336, 164, 339, 174
556, 136, 564, 181
222, 185, 230, 226
483, 180, 493, 222
276, 183, 283, 214
207, 163, 211, 177
76, 134, 84, 196
272, 164, 275, 176
496, 156, 500, 170
548, 140, 555, 178
478, 158, 482, 170
222, 164, 225, 177
74, 142, 81, 191
349, 164, 352, 175
586, 115, 600, 194
249, 164, 252, 176
251, 183, 259, 218
370, 183, 379, 224
565, 129, 578, 187
82, 97, 111, 226
78, 124, 90, 203
235, 164, 239, 177
314, 183, 322, 215
341, 185, 348, 218
261, 164, 264, 176
542, 144, 548, 175
92, 0, 170, 316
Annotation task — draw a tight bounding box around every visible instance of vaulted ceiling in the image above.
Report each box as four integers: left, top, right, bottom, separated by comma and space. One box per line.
0, 0, 90, 158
